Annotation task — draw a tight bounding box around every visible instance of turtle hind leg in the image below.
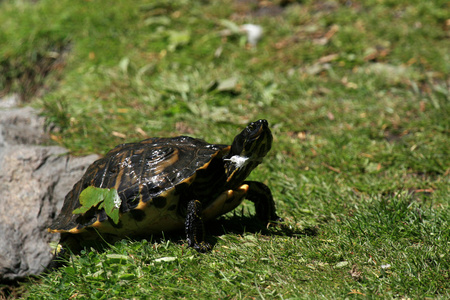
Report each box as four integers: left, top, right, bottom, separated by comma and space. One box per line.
185, 199, 211, 252
45, 248, 67, 271
243, 181, 283, 223
45, 234, 79, 271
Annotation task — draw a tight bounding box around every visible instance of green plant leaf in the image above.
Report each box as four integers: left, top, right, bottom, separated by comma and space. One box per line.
219, 19, 241, 34
119, 273, 136, 280
106, 254, 131, 264
72, 186, 121, 224
167, 30, 191, 52
217, 77, 238, 92
102, 189, 121, 225
334, 261, 349, 268
72, 186, 105, 214
153, 256, 177, 263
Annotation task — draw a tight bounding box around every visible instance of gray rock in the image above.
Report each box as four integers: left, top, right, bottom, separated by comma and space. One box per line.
0, 106, 48, 147
0, 104, 99, 281
0, 93, 20, 109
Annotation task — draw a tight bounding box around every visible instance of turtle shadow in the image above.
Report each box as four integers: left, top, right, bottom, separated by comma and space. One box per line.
52, 215, 316, 260
204, 214, 318, 247
145, 214, 317, 251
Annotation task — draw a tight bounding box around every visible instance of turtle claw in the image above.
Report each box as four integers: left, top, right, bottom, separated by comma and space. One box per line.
186, 237, 212, 253
193, 241, 212, 253
266, 216, 284, 229
272, 216, 284, 223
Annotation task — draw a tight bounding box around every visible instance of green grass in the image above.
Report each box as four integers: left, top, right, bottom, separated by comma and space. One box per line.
0, 0, 449, 298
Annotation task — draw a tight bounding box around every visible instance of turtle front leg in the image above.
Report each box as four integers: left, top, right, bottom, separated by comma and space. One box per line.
185, 199, 211, 252
244, 181, 282, 223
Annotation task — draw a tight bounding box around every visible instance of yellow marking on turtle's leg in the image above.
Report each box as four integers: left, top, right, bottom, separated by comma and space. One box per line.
238, 184, 249, 194
202, 184, 248, 221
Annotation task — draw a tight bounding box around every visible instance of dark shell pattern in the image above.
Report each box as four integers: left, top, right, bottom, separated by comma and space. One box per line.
49, 136, 231, 237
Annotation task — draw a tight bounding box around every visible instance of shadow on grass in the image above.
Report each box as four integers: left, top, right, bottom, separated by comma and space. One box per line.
55, 213, 316, 258
204, 214, 318, 249
141, 214, 318, 251
208, 214, 318, 238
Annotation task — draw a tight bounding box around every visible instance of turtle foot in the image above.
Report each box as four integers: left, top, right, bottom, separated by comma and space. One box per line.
193, 241, 212, 253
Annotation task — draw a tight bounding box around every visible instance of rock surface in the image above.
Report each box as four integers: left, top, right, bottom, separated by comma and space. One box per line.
0, 101, 99, 281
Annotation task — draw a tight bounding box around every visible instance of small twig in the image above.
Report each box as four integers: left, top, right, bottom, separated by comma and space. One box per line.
322, 162, 341, 173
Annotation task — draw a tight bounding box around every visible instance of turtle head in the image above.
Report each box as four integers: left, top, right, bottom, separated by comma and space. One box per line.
230, 119, 272, 160
224, 119, 272, 181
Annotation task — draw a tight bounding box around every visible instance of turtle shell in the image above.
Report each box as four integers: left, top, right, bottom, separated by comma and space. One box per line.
49, 136, 232, 238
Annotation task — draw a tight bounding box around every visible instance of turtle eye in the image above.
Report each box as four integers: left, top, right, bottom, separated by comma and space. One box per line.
247, 123, 263, 139
247, 123, 256, 131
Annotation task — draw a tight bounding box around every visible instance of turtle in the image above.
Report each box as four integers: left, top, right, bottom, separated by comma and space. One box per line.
48, 119, 281, 252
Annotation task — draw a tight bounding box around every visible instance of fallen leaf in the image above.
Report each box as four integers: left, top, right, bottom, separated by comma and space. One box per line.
322, 162, 341, 173
219, 19, 241, 34
313, 24, 339, 45
350, 265, 362, 281
106, 254, 130, 264
327, 111, 335, 120
154, 256, 177, 263
217, 77, 239, 92
112, 131, 127, 139
335, 261, 349, 268
69, 293, 79, 300
119, 274, 136, 280
287, 131, 307, 140
420, 101, 426, 112
135, 127, 147, 137
348, 289, 366, 296
365, 162, 381, 173
341, 76, 358, 89
364, 47, 390, 61
301, 63, 331, 75
50, 134, 62, 142
167, 30, 191, 52
324, 25, 339, 39
296, 131, 307, 140
414, 188, 434, 193
318, 53, 339, 64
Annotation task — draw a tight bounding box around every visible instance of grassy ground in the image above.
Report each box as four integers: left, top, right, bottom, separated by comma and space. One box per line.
1, 0, 449, 298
